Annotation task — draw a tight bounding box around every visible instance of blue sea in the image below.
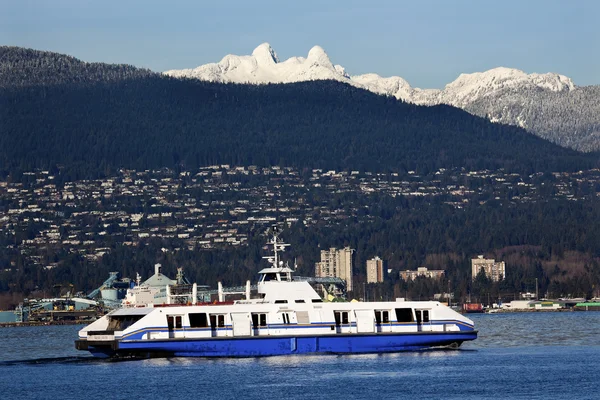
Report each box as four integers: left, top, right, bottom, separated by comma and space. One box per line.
0, 312, 598, 400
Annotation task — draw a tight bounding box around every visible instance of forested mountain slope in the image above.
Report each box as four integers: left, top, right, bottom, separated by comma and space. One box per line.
0, 46, 155, 88
0, 47, 596, 179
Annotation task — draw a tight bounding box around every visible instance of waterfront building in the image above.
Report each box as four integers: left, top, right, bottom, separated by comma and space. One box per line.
315, 247, 354, 291
471, 255, 505, 282
366, 256, 384, 283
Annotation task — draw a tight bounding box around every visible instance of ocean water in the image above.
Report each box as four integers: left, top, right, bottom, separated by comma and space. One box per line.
0, 312, 598, 400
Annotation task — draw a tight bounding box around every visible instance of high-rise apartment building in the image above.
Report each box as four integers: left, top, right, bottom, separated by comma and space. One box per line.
315, 247, 354, 291
471, 255, 506, 282
366, 256, 384, 283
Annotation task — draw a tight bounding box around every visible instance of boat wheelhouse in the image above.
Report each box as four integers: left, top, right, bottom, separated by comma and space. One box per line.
75, 229, 477, 358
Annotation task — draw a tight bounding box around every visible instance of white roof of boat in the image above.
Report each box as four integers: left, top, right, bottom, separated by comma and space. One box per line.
111, 308, 154, 316
258, 266, 294, 273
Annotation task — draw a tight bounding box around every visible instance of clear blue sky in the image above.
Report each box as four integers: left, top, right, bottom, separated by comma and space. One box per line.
2, 0, 599, 88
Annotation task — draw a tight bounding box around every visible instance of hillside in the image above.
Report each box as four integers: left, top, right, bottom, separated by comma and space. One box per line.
165, 43, 600, 151
0, 46, 155, 89
0, 47, 596, 180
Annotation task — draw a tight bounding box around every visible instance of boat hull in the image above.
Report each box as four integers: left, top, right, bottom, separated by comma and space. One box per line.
76, 330, 477, 358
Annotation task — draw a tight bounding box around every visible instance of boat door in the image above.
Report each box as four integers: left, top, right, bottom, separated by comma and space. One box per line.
231, 313, 252, 337
354, 309, 375, 333
415, 309, 431, 332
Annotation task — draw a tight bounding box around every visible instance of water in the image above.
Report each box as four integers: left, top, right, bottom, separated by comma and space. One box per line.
0, 313, 598, 400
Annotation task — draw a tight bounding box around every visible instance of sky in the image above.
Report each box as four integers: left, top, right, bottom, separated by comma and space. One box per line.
2, 0, 599, 88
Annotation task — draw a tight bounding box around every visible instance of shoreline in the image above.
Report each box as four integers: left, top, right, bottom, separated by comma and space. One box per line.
0, 320, 91, 328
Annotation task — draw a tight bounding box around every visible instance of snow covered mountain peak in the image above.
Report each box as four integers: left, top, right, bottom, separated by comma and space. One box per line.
251, 42, 279, 65
442, 67, 576, 107
306, 45, 333, 68
164, 43, 346, 84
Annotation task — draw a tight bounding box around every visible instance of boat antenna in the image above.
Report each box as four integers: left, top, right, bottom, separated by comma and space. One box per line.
263, 225, 289, 269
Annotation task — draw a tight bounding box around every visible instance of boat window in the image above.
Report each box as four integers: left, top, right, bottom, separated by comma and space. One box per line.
107, 315, 144, 331
415, 310, 430, 323
335, 311, 349, 325
395, 308, 414, 323
281, 312, 291, 324
274, 300, 288, 304
342, 311, 349, 324
251, 313, 267, 328
189, 313, 209, 328
311, 299, 323, 303
375, 310, 390, 324
210, 314, 226, 328
295, 300, 305, 303
175, 316, 182, 329
262, 273, 278, 282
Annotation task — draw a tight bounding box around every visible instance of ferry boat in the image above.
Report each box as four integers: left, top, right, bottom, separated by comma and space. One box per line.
75, 229, 477, 358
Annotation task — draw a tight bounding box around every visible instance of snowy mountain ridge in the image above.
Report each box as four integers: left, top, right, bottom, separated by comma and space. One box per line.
164, 43, 575, 107
164, 43, 600, 152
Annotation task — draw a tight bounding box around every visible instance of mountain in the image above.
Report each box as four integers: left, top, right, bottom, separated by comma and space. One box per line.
165, 44, 600, 151
0, 46, 595, 180
165, 43, 349, 84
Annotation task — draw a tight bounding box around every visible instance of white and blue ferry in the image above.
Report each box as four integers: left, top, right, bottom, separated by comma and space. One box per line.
75, 230, 477, 358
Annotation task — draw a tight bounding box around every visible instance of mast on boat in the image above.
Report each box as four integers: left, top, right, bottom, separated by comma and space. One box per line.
262, 226, 290, 271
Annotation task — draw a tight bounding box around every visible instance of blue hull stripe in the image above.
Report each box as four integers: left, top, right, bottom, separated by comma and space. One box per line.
89, 331, 477, 357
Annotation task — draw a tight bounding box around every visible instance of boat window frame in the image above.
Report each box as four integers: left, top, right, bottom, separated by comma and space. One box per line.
107, 315, 144, 331
209, 313, 226, 328
375, 310, 390, 324
251, 312, 267, 328
334, 310, 350, 325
